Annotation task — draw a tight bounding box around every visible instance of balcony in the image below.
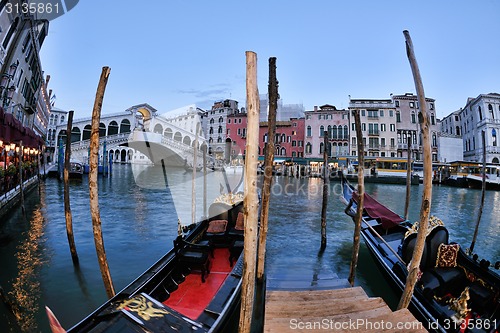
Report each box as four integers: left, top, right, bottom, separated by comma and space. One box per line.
368, 144, 380, 150
397, 143, 408, 150
368, 130, 379, 136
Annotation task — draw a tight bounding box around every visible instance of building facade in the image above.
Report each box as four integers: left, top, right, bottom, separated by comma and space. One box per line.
259, 118, 305, 159
304, 104, 349, 159
0, 5, 49, 132
440, 109, 462, 137
460, 93, 500, 163
348, 99, 397, 158
392, 93, 439, 161
203, 99, 239, 160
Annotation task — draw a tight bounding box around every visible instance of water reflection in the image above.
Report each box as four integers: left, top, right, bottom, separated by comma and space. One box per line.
8, 184, 46, 331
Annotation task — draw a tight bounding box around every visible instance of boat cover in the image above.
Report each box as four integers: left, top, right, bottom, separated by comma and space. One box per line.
353, 191, 404, 229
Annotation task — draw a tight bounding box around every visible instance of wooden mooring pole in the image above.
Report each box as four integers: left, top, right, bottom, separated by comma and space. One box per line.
238, 51, 260, 333
89, 67, 115, 299
470, 130, 486, 253
398, 30, 432, 310
18, 140, 25, 215
320, 130, 329, 251
404, 133, 412, 220
348, 110, 365, 286
257, 57, 277, 282
64, 110, 79, 265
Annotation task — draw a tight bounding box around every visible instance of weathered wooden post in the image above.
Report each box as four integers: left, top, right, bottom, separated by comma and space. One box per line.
64, 110, 79, 264
192, 125, 198, 225
404, 133, 412, 220
348, 110, 365, 286
398, 30, 432, 310
470, 130, 486, 253
202, 143, 207, 219
89, 67, 115, 299
238, 51, 260, 333
18, 140, 25, 215
320, 130, 329, 250
257, 57, 277, 282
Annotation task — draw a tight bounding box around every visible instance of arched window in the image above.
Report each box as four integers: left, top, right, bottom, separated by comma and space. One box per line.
305, 142, 312, 154
60, 116, 65, 124
489, 104, 495, 119
344, 125, 348, 139
319, 142, 324, 154
217, 137, 222, 143
432, 133, 437, 147
210, 118, 215, 124
281, 147, 286, 156
327, 125, 332, 138
411, 112, 416, 123
306, 126, 311, 137
281, 133, 286, 142
338, 125, 343, 140
332, 125, 337, 139
120, 119, 131, 133
219, 117, 223, 123
478, 106, 483, 121
108, 121, 119, 135
319, 125, 325, 137
218, 126, 223, 134
209, 127, 214, 134
493, 129, 497, 147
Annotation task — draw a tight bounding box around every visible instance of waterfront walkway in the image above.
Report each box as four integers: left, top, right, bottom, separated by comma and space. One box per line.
264, 265, 426, 333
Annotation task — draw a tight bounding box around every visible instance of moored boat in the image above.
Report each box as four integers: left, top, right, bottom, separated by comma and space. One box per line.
50, 196, 247, 333
465, 163, 500, 191
68, 162, 83, 180
340, 175, 500, 332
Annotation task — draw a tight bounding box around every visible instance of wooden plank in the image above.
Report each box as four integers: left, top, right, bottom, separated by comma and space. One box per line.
264, 287, 426, 333
266, 287, 367, 301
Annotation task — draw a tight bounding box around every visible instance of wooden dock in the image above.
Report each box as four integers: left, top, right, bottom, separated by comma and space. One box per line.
264, 263, 427, 332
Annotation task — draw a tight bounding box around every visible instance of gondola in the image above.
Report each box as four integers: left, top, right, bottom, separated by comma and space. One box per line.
50, 195, 246, 333
340, 175, 500, 333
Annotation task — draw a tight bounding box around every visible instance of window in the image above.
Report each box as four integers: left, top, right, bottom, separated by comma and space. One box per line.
493, 129, 497, 147
431, 114, 435, 125
368, 110, 378, 118
210, 118, 215, 124
411, 112, 416, 123
361, 123, 366, 131
344, 125, 348, 139
227, 129, 230, 135
389, 110, 394, 117
396, 111, 401, 123
395, 101, 400, 107
228, 119, 231, 123
352, 123, 355, 131
478, 106, 483, 121
338, 125, 343, 139
430, 103, 434, 110
361, 110, 366, 117
293, 122, 297, 127
380, 110, 384, 117
292, 140, 297, 147
305, 142, 312, 154
390, 138, 395, 147
306, 125, 312, 137
218, 126, 223, 134
319, 142, 324, 154
409, 102, 415, 108
390, 124, 395, 132
489, 104, 495, 119
381, 124, 386, 132
381, 138, 386, 147
319, 125, 324, 137
332, 125, 337, 139
237, 128, 241, 135
352, 137, 356, 146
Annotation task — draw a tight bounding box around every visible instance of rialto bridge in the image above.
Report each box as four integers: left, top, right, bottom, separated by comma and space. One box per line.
52, 103, 210, 167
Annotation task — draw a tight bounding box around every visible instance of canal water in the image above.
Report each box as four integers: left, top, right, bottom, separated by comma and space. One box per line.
0, 164, 499, 332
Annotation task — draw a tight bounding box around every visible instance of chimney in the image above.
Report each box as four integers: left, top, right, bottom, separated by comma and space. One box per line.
314, 106, 318, 111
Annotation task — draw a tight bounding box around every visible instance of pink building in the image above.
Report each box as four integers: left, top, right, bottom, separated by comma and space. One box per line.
304, 104, 350, 159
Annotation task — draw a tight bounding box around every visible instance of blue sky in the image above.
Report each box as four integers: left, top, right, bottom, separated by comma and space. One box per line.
40, 0, 500, 119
